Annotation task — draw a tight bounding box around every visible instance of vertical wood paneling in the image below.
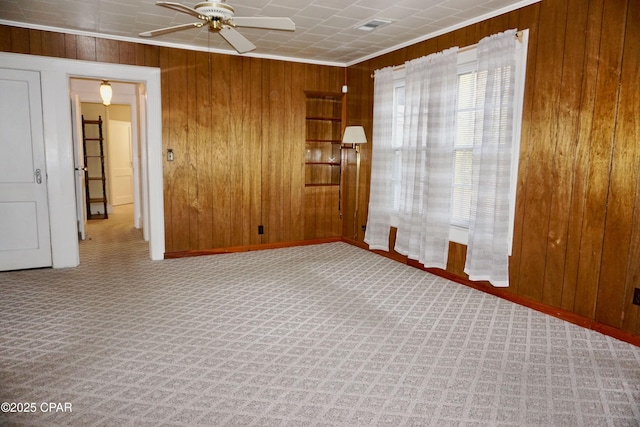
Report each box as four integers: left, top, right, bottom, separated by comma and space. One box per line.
517, 0, 568, 302
619, 0, 640, 336
196, 52, 214, 250
76, 35, 96, 61
597, 0, 635, 328
96, 38, 119, 63
159, 47, 173, 251
304, 190, 317, 239
446, 243, 467, 277
229, 56, 245, 247
166, 47, 190, 251
265, 60, 285, 243
281, 62, 294, 242
118, 41, 136, 65
540, 0, 588, 307
0, 26, 10, 52
291, 62, 306, 242
509, 3, 540, 295
452, 28, 467, 48
10, 27, 30, 53
134, 44, 146, 66
41, 31, 65, 57
28, 30, 42, 55
628, 182, 640, 336
507, 8, 520, 32
247, 58, 263, 246
64, 34, 77, 59
437, 30, 456, 51
144, 45, 159, 67
573, 0, 626, 319
186, 50, 199, 250
560, 0, 604, 311
211, 54, 231, 249
261, 61, 274, 242
407, 37, 437, 62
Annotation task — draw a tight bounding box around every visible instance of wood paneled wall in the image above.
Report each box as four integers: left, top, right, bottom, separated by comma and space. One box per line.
0, 25, 346, 253
343, 0, 640, 338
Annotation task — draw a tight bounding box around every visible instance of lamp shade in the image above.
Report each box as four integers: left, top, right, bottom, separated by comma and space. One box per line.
100, 81, 112, 106
342, 126, 367, 144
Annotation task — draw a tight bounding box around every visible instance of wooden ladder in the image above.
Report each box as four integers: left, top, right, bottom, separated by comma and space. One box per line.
81, 115, 108, 219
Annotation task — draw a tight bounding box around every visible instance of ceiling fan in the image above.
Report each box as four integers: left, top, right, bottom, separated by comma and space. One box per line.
139, 0, 296, 54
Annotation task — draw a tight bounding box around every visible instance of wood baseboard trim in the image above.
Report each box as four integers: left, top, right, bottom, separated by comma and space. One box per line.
164, 237, 342, 259
341, 238, 409, 263
342, 239, 640, 347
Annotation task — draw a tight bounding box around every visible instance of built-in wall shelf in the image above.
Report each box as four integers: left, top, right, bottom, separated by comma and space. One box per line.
304, 92, 344, 187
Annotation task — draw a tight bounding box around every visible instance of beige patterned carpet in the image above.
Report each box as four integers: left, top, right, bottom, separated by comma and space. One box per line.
1, 205, 639, 426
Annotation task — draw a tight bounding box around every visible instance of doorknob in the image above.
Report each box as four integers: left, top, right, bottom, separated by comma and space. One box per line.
35, 169, 42, 184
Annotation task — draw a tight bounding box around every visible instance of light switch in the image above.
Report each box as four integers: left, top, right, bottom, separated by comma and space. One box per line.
167, 149, 174, 161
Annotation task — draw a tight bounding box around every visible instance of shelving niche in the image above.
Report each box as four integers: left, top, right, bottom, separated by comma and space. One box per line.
305, 92, 344, 186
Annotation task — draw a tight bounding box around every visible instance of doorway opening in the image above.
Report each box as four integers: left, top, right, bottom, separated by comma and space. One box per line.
70, 78, 146, 258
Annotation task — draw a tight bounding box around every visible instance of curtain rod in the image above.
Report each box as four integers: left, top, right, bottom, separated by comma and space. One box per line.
370, 30, 523, 79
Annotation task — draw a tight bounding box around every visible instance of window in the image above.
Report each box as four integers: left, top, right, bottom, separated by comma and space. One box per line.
387, 33, 527, 249
391, 73, 405, 212
452, 58, 482, 230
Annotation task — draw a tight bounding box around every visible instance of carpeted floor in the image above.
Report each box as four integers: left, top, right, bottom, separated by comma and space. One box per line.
1, 205, 639, 426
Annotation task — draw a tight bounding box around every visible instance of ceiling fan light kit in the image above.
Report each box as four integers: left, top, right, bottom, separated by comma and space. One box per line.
139, 0, 296, 54
194, 1, 234, 20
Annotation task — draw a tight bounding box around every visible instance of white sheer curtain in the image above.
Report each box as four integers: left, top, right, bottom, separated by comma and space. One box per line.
464, 29, 517, 287
364, 67, 395, 251
394, 48, 458, 269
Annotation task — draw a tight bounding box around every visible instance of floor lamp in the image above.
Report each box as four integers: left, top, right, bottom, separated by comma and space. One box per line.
342, 126, 367, 240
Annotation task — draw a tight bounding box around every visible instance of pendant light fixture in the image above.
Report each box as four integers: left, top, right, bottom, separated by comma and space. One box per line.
100, 81, 112, 106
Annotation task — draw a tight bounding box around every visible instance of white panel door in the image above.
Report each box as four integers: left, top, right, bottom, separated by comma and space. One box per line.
107, 120, 133, 206
0, 68, 52, 270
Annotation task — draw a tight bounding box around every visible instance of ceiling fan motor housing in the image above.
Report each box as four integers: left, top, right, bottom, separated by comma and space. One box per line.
195, 2, 234, 20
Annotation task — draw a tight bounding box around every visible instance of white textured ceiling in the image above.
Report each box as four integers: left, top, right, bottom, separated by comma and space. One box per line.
0, 0, 538, 66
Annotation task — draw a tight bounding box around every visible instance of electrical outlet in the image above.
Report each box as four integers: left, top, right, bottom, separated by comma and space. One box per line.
633, 288, 640, 306
361, 225, 366, 232
258, 225, 264, 235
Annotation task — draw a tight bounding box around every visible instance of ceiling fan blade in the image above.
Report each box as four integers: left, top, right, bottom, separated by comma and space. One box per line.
156, 1, 203, 19
219, 26, 256, 53
140, 22, 204, 37
232, 17, 295, 31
